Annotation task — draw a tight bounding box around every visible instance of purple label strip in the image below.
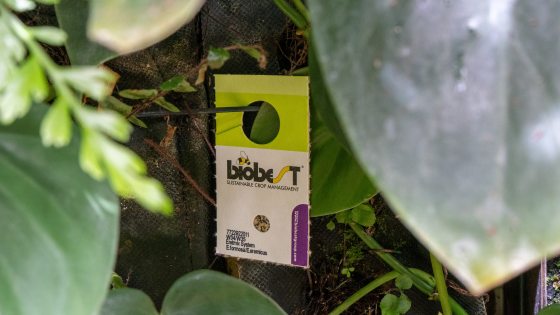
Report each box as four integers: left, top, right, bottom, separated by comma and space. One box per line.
291, 204, 309, 267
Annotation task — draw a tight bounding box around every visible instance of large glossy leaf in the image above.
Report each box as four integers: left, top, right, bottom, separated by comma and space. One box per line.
161, 270, 286, 315
87, 0, 206, 54
55, 0, 117, 65
311, 107, 377, 217
309, 1, 560, 293
100, 289, 158, 315
0, 105, 119, 315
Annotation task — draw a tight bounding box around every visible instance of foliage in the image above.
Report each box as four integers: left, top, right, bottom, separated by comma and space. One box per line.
0, 105, 119, 315
538, 304, 560, 315
0, 0, 172, 214
310, 106, 377, 216
101, 270, 287, 315
308, 0, 560, 293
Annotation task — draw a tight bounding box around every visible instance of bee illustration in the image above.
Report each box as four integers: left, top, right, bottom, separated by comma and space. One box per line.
237, 151, 251, 166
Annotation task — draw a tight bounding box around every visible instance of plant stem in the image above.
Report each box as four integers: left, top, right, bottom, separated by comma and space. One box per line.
349, 222, 469, 315
292, 0, 310, 24
329, 271, 399, 315
273, 0, 307, 30
430, 253, 452, 315
349, 222, 432, 294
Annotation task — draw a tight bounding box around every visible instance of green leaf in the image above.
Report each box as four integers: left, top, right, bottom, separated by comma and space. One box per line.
3, 0, 35, 12
102, 96, 148, 128
309, 0, 560, 293
154, 97, 180, 112
119, 89, 158, 100
30, 26, 67, 46
0, 56, 47, 124
128, 116, 147, 128
310, 108, 377, 216
395, 275, 413, 291
326, 220, 336, 231
40, 98, 72, 147
351, 204, 376, 227
100, 288, 158, 315
161, 270, 287, 315
335, 210, 351, 224
55, 0, 118, 65
248, 102, 280, 144
538, 304, 560, 315
380, 294, 398, 315
102, 96, 133, 115
159, 75, 196, 93
75, 107, 132, 142
309, 43, 351, 150
237, 44, 267, 69
396, 294, 411, 314
60, 67, 117, 100
87, 0, 206, 54
0, 104, 119, 315
207, 47, 231, 69
111, 273, 127, 289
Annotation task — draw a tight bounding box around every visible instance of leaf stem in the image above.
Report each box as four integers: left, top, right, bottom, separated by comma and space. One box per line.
329, 271, 399, 315
273, 0, 307, 30
349, 222, 469, 315
349, 222, 432, 293
291, 0, 310, 24
430, 253, 452, 315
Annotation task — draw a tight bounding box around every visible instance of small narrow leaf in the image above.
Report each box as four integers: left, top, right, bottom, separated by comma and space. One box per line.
40, 99, 72, 147
30, 26, 67, 46
128, 116, 147, 128
75, 107, 132, 142
79, 129, 105, 180
154, 97, 180, 112
159, 76, 196, 93
61, 67, 117, 100
119, 89, 158, 100
102, 96, 132, 115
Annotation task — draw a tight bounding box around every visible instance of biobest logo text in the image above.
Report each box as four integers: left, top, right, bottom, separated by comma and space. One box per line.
225, 152, 302, 191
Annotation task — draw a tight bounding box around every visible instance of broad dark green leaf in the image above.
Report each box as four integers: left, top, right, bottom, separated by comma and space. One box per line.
88, 0, 206, 54
0, 105, 119, 315
310, 108, 377, 216
100, 288, 158, 315
161, 270, 286, 315
309, 0, 560, 293
55, 0, 117, 65
309, 44, 350, 150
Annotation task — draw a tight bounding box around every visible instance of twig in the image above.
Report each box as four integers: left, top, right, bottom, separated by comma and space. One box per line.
145, 139, 216, 206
